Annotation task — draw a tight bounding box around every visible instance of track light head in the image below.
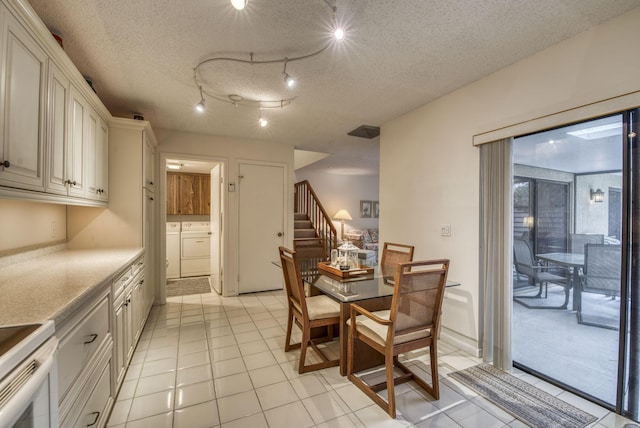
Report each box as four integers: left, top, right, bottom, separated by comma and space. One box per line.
230, 0, 247, 10
284, 73, 296, 88
195, 98, 205, 113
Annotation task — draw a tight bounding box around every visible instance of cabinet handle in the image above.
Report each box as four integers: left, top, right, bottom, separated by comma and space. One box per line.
86, 411, 100, 426
84, 333, 98, 344
1, 160, 9, 168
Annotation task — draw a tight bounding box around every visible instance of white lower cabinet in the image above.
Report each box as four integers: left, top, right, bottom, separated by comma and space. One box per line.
71, 353, 112, 428
56, 290, 112, 427
113, 255, 148, 392
56, 253, 151, 428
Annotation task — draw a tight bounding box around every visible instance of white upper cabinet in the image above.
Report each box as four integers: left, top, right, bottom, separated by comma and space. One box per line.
0, 0, 111, 206
86, 104, 108, 201
143, 132, 155, 193
0, 5, 47, 191
67, 85, 86, 198
46, 60, 69, 195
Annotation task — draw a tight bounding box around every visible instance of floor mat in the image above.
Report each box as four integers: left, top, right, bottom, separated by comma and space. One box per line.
449, 363, 597, 428
166, 277, 211, 297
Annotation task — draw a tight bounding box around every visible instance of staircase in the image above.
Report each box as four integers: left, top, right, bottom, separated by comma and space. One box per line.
293, 180, 338, 259
294, 213, 326, 259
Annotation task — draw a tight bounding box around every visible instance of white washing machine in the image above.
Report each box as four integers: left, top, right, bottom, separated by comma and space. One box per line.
181, 221, 211, 277
166, 222, 181, 279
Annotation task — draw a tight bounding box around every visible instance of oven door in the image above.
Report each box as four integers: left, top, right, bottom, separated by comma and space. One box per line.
0, 337, 58, 428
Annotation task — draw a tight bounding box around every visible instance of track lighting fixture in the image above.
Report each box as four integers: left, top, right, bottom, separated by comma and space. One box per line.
195, 86, 205, 113
283, 59, 296, 88
193, 0, 345, 123
230, 0, 247, 11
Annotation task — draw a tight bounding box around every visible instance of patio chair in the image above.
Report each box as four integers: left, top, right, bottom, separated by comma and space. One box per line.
347, 259, 449, 418
279, 246, 341, 373
578, 244, 621, 330
513, 238, 570, 309
569, 233, 604, 254
380, 242, 415, 283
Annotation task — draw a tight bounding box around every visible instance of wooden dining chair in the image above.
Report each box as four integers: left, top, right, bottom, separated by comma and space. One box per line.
278, 246, 341, 373
347, 259, 449, 418
380, 242, 415, 283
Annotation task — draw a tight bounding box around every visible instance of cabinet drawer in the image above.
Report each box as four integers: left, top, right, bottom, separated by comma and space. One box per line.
73, 360, 111, 428
58, 296, 110, 401
131, 256, 144, 277
112, 266, 133, 297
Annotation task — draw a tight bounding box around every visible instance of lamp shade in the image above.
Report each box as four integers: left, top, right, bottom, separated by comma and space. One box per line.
333, 209, 352, 221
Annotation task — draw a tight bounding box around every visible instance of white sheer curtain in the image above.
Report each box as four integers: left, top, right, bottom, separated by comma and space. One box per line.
479, 138, 513, 370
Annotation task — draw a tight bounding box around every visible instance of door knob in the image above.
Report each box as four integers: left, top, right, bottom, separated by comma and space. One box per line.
277, 232, 283, 237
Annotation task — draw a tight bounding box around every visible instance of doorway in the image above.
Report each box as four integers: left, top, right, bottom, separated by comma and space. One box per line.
163, 157, 225, 295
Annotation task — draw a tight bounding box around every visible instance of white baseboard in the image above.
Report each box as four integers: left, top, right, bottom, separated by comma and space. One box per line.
440, 327, 482, 358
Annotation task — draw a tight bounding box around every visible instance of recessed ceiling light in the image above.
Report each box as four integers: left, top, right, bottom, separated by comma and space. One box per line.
230, 0, 247, 10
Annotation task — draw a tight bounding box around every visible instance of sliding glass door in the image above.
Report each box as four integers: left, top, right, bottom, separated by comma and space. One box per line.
512, 114, 623, 407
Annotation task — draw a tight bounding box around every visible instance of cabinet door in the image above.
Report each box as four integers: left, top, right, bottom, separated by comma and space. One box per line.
194, 174, 211, 215
46, 61, 69, 195
85, 106, 107, 201
96, 117, 108, 201
0, 8, 47, 191
179, 174, 196, 214
166, 172, 179, 215
85, 105, 98, 199
67, 86, 86, 197
114, 301, 126, 385
143, 133, 155, 192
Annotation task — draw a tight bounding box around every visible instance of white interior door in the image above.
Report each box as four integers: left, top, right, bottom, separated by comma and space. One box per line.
210, 164, 222, 294
238, 162, 285, 293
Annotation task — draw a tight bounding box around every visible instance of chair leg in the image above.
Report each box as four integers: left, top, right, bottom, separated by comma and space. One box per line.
284, 310, 294, 352
385, 348, 396, 418
299, 327, 309, 374
429, 341, 440, 400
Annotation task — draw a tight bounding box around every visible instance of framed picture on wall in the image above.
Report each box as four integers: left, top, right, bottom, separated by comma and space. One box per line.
360, 200, 372, 218
373, 201, 379, 218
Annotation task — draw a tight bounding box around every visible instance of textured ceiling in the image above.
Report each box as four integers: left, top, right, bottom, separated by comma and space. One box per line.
25, 0, 640, 175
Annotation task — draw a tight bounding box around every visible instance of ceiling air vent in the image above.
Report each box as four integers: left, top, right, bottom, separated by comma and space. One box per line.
348, 125, 380, 139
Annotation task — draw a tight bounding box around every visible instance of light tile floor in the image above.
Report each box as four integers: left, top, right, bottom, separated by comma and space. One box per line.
106, 288, 638, 428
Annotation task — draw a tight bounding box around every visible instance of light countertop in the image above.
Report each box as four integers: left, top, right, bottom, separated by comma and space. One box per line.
0, 247, 143, 326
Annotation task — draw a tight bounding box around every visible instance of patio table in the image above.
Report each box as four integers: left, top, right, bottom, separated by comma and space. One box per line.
536, 252, 584, 311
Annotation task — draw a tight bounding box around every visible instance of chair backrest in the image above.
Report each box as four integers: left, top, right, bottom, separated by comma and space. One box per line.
279, 246, 307, 316
513, 238, 536, 278
583, 244, 621, 296
570, 234, 604, 254
389, 259, 449, 338
380, 242, 415, 281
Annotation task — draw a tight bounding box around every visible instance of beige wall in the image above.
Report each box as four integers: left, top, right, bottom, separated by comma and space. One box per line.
155, 128, 294, 296
294, 169, 379, 233
381, 8, 640, 354
0, 200, 67, 252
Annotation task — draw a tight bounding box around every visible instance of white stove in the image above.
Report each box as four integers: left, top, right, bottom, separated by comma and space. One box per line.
0, 320, 58, 427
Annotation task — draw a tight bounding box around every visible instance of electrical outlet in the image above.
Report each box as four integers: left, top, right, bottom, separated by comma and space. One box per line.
440, 224, 451, 237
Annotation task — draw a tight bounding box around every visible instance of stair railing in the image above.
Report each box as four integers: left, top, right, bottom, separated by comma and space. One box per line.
294, 180, 338, 255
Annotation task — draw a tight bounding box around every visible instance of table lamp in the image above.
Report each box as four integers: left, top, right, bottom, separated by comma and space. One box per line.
333, 209, 352, 241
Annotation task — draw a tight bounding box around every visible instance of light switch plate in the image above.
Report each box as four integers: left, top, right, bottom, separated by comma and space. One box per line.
440, 224, 451, 237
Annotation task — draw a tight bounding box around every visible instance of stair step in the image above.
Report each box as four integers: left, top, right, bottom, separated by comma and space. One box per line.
295, 229, 316, 238
294, 220, 313, 229
294, 238, 322, 246
294, 213, 308, 221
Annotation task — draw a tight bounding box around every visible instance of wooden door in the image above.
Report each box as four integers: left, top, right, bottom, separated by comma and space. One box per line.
179, 173, 195, 214
238, 162, 285, 293
166, 172, 179, 215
